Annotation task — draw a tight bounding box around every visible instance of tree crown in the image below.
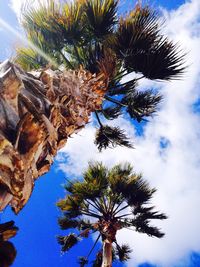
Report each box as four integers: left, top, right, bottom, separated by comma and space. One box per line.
16, 0, 185, 151
57, 162, 167, 266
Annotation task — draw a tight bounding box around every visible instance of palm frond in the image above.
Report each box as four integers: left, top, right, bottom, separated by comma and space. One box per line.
72, 180, 105, 200
122, 90, 162, 122
136, 210, 167, 220
56, 195, 83, 212
78, 256, 88, 267
107, 79, 137, 96
125, 174, 156, 206
131, 219, 165, 238
112, 6, 159, 58
15, 47, 48, 71
92, 251, 102, 267
84, 0, 118, 40
113, 6, 185, 80
125, 38, 185, 80
57, 233, 80, 252
101, 105, 122, 120
57, 0, 85, 45
115, 243, 132, 262
95, 125, 133, 151
83, 162, 108, 183
58, 217, 80, 230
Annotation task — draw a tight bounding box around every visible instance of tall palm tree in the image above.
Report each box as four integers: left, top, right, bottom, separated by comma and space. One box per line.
57, 162, 167, 267
0, 0, 184, 213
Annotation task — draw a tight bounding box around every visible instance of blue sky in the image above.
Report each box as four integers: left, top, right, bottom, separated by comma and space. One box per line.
1, 0, 200, 267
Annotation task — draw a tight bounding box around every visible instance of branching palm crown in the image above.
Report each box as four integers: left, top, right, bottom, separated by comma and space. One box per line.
16, 0, 185, 151
57, 162, 167, 266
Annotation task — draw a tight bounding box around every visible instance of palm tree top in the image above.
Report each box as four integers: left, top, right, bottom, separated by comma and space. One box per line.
57, 162, 167, 266
15, 0, 185, 151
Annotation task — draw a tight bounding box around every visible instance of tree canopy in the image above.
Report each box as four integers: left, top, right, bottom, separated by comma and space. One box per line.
16, 0, 185, 151
57, 162, 167, 266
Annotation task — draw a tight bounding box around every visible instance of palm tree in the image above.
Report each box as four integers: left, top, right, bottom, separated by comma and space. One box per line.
0, 0, 184, 213
0, 221, 18, 267
57, 162, 167, 267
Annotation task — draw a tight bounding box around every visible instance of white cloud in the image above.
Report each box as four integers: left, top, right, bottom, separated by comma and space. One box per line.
56, 0, 200, 266
9, 0, 59, 20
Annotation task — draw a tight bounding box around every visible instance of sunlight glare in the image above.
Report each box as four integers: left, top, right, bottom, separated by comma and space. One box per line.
0, 17, 58, 68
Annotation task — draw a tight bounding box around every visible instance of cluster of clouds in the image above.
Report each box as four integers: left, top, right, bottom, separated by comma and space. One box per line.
10, 0, 200, 266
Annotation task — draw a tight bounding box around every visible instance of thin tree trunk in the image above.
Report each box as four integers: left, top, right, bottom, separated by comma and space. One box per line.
102, 239, 112, 267
0, 60, 109, 213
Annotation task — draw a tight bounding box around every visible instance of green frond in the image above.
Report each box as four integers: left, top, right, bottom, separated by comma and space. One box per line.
83, 162, 108, 183
109, 162, 133, 177
115, 243, 132, 262
131, 219, 165, 238
108, 163, 134, 194
58, 217, 80, 230
125, 175, 156, 206
57, 0, 85, 45
78, 256, 88, 267
56, 195, 83, 212
94, 125, 133, 151
112, 6, 159, 58
92, 251, 102, 267
22, 0, 64, 50
15, 47, 48, 71
122, 90, 162, 122
100, 105, 122, 120
57, 233, 80, 252
124, 38, 185, 80
78, 219, 94, 231
84, 0, 118, 40
113, 6, 185, 80
107, 79, 137, 96
72, 180, 104, 200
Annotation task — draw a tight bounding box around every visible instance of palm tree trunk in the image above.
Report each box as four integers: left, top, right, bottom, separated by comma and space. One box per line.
102, 239, 113, 267
0, 60, 108, 213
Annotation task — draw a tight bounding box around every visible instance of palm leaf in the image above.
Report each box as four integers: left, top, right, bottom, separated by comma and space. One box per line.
113, 6, 185, 80
92, 251, 102, 267
100, 105, 122, 120
131, 219, 165, 238
124, 38, 185, 80
122, 90, 162, 122
78, 256, 88, 267
58, 217, 80, 230
115, 243, 132, 262
95, 125, 133, 151
85, 0, 118, 40
57, 233, 80, 252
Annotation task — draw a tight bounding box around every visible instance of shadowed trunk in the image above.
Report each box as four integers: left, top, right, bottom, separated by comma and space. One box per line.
102, 239, 112, 267
0, 60, 109, 213
100, 219, 120, 267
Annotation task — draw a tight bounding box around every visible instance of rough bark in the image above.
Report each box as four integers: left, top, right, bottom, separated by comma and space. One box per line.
0, 60, 109, 213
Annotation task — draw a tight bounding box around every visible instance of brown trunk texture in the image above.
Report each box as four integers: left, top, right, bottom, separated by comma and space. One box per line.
0, 60, 109, 213
102, 239, 113, 267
